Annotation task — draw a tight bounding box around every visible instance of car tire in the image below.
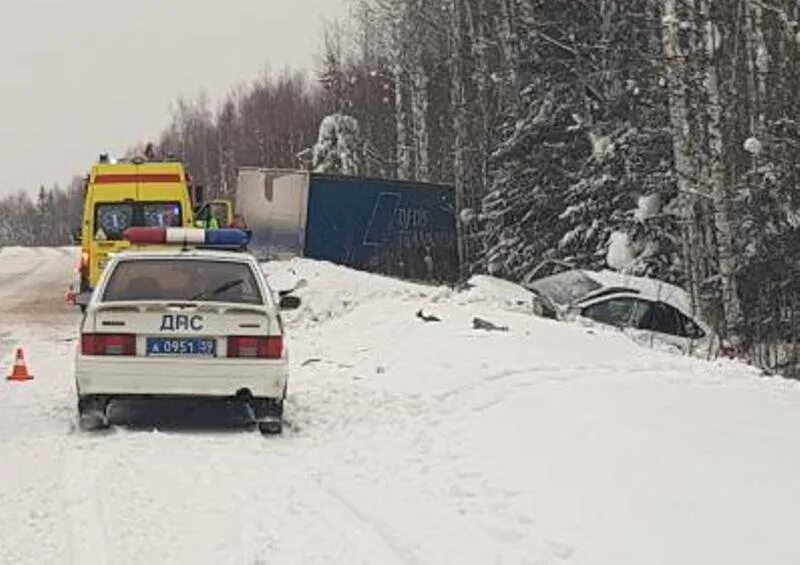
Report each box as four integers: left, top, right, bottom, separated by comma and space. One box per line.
77, 395, 110, 431
257, 420, 283, 435
252, 397, 283, 435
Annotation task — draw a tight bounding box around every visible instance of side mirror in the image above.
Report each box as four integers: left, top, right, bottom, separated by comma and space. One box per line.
279, 295, 301, 310
71, 226, 82, 244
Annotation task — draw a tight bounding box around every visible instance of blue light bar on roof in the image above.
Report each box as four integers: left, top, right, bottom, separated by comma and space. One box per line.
205, 229, 251, 247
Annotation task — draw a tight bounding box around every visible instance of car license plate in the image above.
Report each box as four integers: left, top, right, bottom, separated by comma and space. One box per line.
146, 337, 216, 357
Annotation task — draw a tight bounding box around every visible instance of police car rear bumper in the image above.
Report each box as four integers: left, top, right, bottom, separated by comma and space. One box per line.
75, 355, 288, 399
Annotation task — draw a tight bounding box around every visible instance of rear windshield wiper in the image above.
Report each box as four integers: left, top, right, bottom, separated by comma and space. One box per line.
190, 278, 244, 301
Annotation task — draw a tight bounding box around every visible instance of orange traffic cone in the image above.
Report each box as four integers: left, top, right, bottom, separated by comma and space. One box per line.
65, 285, 76, 306
7, 348, 33, 382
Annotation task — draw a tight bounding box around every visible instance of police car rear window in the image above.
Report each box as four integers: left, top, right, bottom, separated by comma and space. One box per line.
102, 259, 263, 304
95, 202, 182, 241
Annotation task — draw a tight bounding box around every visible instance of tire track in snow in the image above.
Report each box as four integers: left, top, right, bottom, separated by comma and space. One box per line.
0, 247, 78, 321
431, 361, 707, 412
317, 487, 418, 565
0, 259, 48, 292
58, 441, 113, 565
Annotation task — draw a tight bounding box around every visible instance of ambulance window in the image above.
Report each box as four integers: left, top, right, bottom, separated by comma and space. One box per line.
143, 202, 182, 228
95, 204, 134, 241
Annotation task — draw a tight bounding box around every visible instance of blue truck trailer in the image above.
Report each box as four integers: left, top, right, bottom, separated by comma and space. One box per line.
235, 168, 460, 283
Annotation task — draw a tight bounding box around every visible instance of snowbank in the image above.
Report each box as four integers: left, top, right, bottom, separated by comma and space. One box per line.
1, 250, 799, 565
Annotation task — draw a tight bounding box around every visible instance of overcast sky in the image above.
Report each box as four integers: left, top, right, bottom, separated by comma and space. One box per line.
0, 0, 346, 196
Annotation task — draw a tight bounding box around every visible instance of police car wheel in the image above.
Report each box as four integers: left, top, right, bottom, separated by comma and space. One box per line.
252, 398, 283, 435
258, 419, 283, 435
77, 395, 110, 431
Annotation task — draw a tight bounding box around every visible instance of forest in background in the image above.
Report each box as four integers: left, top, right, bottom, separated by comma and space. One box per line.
2, 0, 799, 375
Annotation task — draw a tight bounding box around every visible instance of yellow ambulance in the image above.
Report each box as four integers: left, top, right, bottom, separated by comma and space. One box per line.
77, 158, 232, 296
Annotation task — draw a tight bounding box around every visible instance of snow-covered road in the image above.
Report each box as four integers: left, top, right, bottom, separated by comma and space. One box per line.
2, 247, 800, 564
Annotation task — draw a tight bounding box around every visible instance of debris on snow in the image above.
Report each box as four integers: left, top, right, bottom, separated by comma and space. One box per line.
417, 309, 442, 323
472, 317, 509, 332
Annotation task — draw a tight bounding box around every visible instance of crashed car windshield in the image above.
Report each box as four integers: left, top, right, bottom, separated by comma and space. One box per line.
528, 270, 603, 306
102, 259, 263, 304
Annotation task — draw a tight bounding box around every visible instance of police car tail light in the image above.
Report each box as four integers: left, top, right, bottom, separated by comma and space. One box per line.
227, 336, 282, 359
82, 333, 136, 356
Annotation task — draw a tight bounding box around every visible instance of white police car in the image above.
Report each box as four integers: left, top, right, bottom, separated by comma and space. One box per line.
74, 233, 300, 435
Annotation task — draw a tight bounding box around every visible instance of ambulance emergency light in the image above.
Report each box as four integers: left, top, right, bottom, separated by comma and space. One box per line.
123, 227, 251, 248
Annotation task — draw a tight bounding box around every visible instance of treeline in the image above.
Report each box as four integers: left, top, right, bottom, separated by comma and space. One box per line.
4, 1, 800, 373
312, 0, 800, 373
148, 70, 327, 200
0, 182, 83, 247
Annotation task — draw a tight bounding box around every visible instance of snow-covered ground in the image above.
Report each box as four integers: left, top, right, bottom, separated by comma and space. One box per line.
2, 247, 800, 565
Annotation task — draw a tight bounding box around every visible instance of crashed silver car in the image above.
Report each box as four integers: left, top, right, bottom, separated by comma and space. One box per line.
521, 266, 725, 359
